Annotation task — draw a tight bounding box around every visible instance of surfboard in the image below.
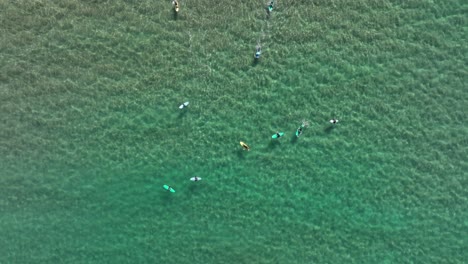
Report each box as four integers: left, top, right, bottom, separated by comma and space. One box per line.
272, 132, 284, 139
163, 185, 175, 193
190, 177, 202, 181
254, 46, 261, 59
268, 1, 274, 12
296, 124, 305, 137
179, 102, 189, 109
296, 128, 302, 137
240, 141, 250, 151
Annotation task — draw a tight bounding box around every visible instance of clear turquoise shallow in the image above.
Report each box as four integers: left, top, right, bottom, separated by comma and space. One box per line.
0, 0, 466, 263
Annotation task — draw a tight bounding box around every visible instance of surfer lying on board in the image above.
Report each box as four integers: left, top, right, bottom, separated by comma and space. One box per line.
296, 120, 310, 137
267, 0, 274, 13
296, 126, 303, 137
254, 44, 262, 59
179, 101, 189, 109
172, 0, 179, 12
240, 141, 251, 151
330, 118, 339, 124
163, 185, 176, 193
272, 132, 284, 139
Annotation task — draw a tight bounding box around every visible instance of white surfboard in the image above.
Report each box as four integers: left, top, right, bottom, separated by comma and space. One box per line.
179, 102, 189, 109
190, 177, 202, 182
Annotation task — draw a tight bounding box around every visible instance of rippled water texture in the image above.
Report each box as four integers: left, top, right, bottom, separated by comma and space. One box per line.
0, 0, 466, 263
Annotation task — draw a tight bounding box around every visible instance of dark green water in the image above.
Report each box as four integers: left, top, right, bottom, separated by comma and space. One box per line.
1, 0, 466, 263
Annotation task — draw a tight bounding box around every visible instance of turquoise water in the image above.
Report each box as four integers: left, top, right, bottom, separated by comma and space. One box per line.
0, 0, 466, 263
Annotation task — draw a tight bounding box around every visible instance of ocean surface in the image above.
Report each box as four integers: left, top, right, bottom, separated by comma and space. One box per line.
0, 0, 466, 263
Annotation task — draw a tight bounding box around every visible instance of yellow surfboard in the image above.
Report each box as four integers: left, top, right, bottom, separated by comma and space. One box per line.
240, 141, 250, 151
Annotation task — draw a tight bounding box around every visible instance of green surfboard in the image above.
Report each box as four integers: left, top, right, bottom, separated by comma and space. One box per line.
268, 1, 274, 12
296, 128, 301, 137
272, 132, 284, 139
163, 185, 175, 193
296, 125, 305, 137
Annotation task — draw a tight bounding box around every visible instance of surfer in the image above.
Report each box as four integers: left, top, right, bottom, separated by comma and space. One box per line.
190, 177, 202, 181
330, 118, 339, 124
296, 120, 310, 137
273, 132, 283, 138
240, 141, 251, 151
296, 126, 303, 137
267, 0, 274, 13
179, 101, 189, 109
172, 0, 179, 12
254, 44, 262, 59
163, 185, 176, 192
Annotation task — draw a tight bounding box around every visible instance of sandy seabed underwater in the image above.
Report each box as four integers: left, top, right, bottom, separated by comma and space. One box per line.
0, 0, 467, 263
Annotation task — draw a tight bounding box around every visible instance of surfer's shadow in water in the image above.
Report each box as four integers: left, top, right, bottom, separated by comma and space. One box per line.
324, 125, 335, 133
178, 110, 188, 119
188, 183, 206, 194
172, 7, 178, 20
160, 191, 175, 205
290, 134, 298, 144
236, 149, 247, 159
252, 58, 260, 67
267, 139, 281, 149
